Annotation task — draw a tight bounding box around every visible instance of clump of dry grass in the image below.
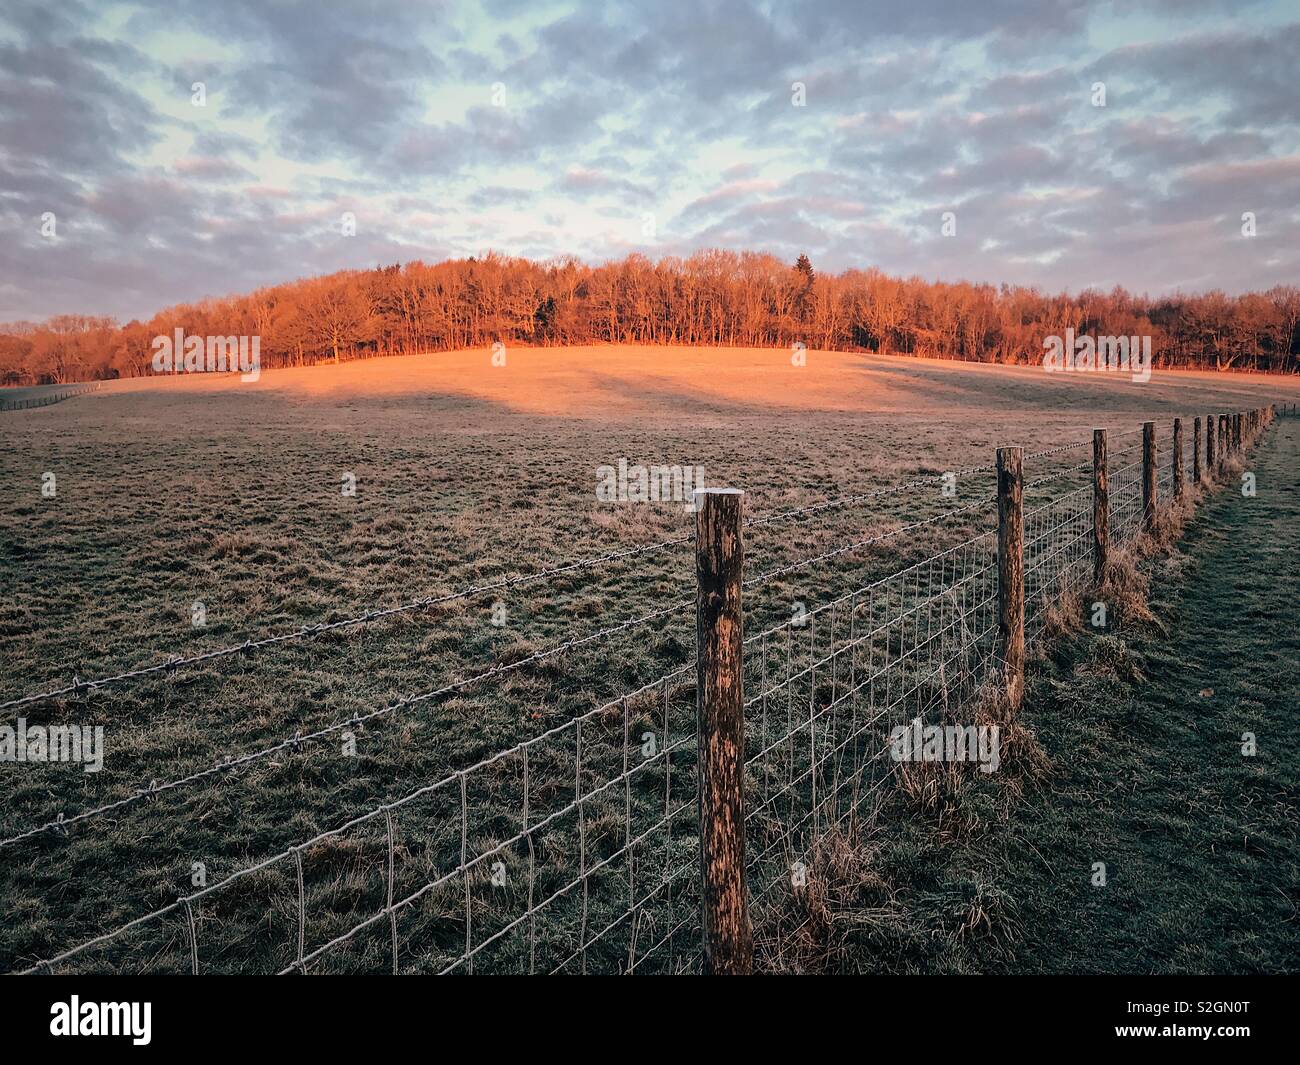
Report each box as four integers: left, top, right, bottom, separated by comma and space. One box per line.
894, 675, 1050, 838
1093, 547, 1159, 629
1036, 581, 1085, 644
949, 879, 1020, 949
1079, 633, 1146, 685
975, 680, 1051, 791
896, 756, 979, 836
764, 822, 1021, 972
1140, 489, 1198, 555
757, 828, 905, 973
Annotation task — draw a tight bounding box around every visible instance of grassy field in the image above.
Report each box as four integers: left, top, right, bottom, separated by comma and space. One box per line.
1, 345, 1296, 973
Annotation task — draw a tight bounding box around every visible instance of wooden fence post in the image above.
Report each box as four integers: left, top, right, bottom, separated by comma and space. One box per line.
997, 447, 1025, 716
1233, 412, 1241, 452
1172, 417, 1184, 498
1193, 416, 1202, 484
1206, 411, 1215, 472
693, 486, 753, 975
1218, 414, 1227, 467
1092, 429, 1108, 581
1142, 421, 1157, 531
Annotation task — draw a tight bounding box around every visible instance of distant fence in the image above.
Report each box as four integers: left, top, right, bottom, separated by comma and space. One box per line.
0, 382, 101, 411
3, 405, 1282, 974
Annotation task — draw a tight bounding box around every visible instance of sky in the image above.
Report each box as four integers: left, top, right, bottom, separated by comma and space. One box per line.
1, 0, 1297, 323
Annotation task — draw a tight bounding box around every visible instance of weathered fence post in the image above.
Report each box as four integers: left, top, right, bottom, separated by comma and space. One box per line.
693, 486, 753, 976
997, 447, 1025, 716
1092, 429, 1108, 581
1233, 412, 1242, 452
1218, 414, 1228, 467
1206, 411, 1215, 472
1193, 416, 1202, 484
1142, 421, 1157, 532
1172, 417, 1184, 498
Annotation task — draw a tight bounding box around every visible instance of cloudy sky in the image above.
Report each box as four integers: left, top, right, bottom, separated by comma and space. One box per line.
1, 0, 1297, 322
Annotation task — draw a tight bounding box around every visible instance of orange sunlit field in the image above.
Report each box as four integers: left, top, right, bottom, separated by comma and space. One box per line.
84, 343, 1300, 419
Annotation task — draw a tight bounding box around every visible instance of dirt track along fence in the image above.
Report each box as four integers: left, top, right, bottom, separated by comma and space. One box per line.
1, 406, 1282, 974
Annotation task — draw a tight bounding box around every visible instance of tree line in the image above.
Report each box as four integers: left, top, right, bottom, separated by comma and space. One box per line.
2, 250, 1297, 384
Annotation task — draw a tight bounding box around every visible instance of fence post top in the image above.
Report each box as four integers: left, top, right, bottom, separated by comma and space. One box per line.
693, 487, 743, 498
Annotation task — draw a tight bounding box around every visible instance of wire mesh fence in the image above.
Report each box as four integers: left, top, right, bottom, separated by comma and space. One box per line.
0, 382, 100, 411
3, 408, 1279, 975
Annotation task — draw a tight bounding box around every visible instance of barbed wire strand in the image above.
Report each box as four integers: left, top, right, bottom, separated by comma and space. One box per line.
0, 533, 700, 713
0, 598, 693, 849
